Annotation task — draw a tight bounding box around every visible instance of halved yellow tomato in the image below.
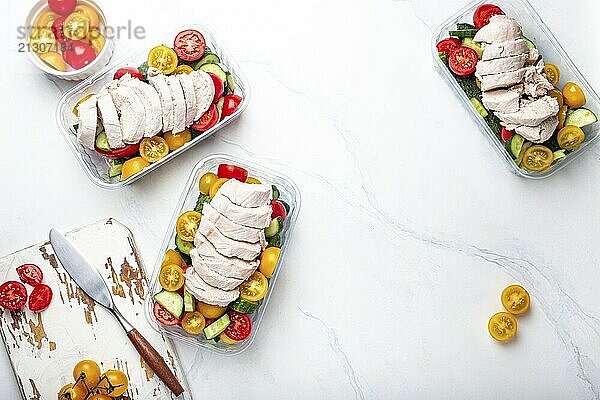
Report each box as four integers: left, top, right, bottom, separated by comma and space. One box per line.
501, 285, 530, 315
163, 129, 192, 151
259, 247, 281, 278
174, 65, 194, 75
87, 30, 106, 55
120, 157, 150, 180
521, 145, 554, 171
557, 125, 585, 150
63, 12, 90, 41
240, 271, 268, 302
219, 331, 238, 344
563, 82, 586, 108
488, 312, 517, 342
35, 10, 59, 28
543, 64, 560, 86
162, 249, 184, 268
199, 172, 218, 195
73, 94, 95, 116
29, 28, 55, 54
246, 177, 261, 184
196, 301, 227, 319
140, 136, 169, 162
159, 264, 185, 291
181, 311, 206, 334
148, 45, 178, 75
176, 211, 202, 242
209, 178, 229, 198
74, 4, 101, 29
39, 51, 66, 72
558, 105, 569, 129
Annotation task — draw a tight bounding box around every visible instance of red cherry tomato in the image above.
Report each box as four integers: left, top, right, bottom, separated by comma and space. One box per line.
217, 164, 248, 182
224, 311, 252, 341
501, 127, 515, 142
436, 37, 461, 54
271, 200, 287, 221
191, 104, 219, 131
153, 302, 180, 326
174, 29, 206, 62
207, 72, 224, 103
221, 95, 242, 120
0, 281, 28, 311
48, 0, 77, 16
16, 264, 43, 287
63, 41, 96, 70
114, 67, 144, 81
95, 143, 140, 159
28, 284, 53, 312
473, 4, 505, 29
448, 46, 479, 76
51, 17, 67, 44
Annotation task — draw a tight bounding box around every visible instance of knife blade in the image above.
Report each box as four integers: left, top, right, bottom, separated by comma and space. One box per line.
49, 229, 184, 397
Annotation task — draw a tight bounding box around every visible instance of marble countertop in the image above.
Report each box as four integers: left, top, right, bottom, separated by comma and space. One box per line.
1, 0, 599, 398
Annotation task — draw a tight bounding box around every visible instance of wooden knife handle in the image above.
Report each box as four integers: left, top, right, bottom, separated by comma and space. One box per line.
127, 328, 184, 396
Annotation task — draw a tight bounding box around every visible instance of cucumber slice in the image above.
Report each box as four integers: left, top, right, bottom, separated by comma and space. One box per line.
230, 298, 259, 314
438, 51, 447, 64
194, 194, 211, 213
265, 217, 283, 238
462, 38, 483, 58
175, 235, 194, 255
184, 290, 195, 313
226, 72, 235, 93
154, 291, 184, 319
108, 159, 124, 178
266, 234, 281, 248
523, 36, 536, 49
506, 134, 525, 159
279, 200, 291, 214
516, 142, 532, 166
553, 149, 567, 161
203, 313, 230, 339
95, 131, 110, 151
195, 53, 221, 69
200, 63, 226, 83
565, 108, 598, 128
271, 185, 280, 200
449, 29, 479, 39
457, 23, 476, 30
470, 98, 488, 118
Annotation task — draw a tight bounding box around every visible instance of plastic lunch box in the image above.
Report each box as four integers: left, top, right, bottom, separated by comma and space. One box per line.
55, 25, 250, 189
144, 155, 301, 355
432, 0, 600, 179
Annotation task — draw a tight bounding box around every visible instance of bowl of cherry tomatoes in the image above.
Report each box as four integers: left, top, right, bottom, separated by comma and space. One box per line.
24, 0, 114, 80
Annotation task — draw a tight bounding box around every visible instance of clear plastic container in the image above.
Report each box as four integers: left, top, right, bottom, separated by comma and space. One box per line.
55, 25, 250, 188
144, 154, 301, 354
432, 0, 600, 179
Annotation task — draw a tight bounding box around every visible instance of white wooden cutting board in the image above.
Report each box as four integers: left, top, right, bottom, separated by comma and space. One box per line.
0, 219, 192, 400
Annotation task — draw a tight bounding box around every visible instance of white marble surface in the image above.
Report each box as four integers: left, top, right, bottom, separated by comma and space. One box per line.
1, 0, 600, 398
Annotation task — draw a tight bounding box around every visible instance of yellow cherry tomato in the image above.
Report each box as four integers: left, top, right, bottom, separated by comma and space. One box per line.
219, 331, 239, 344
73, 93, 95, 116
87, 30, 106, 55
100, 369, 128, 397
209, 178, 229, 198
163, 129, 192, 151
488, 312, 517, 342
501, 285, 530, 315
199, 172, 218, 195
148, 45, 178, 75
196, 301, 227, 319
63, 12, 90, 41
88, 395, 111, 400
174, 65, 194, 74
521, 145, 554, 171
30, 28, 56, 54
159, 264, 185, 291
162, 249, 184, 268
73, 359, 101, 388
181, 311, 206, 334
240, 271, 269, 302
140, 136, 169, 162
176, 211, 202, 242
120, 157, 150, 180
58, 383, 87, 400
558, 105, 569, 129
563, 82, 586, 108
543, 63, 560, 86
548, 88, 564, 108
557, 125, 585, 150
259, 247, 281, 278
39, 51, 66, 72
246, 177, 261, 184
36, 9, 59, 28
74, 4, 101, 29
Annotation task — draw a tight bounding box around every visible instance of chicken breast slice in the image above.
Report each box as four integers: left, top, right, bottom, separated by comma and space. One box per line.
515, 116, 559, 143
202, 203, 267, 245
166, 75, 187, 133
198, 219, 262, 261
194, 233, 259, 279
523, 62, 553, 98
210, 192, 272, 229
97, 88, 125, 149
120, 76, 163, 136
76, 95, 98, 150
218, 179, 272, 208
473, 15, 523, 44
178, 73, 197, 127
481, 85, 524, 114
184, 269, 239, 307
496, 96, 559, 126
148, 69, 174, 132
109, 83, 146, 144
480, 67, 533, 91
189, 248, 244, 290
190, 70, 215, 120
475, 54, 528, 79
481, 38, 529, 61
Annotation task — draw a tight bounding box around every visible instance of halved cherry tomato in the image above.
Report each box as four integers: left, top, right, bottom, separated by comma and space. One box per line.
246, 177, 261, 184
176, 211, 202, 242
48, 0, 77, 16
73, 93, 94, 116
191, 104, 219, 131
199, 172, 218, 195
224, 311, 252, 341
28, 284, 53, 312
140, 136, 169, 162
51, 17, 67, 43
501, 127, 515, 142
436, 37, 461, 54
95, 143, 140, 159
153, 301, 180, 325
196, 301, 227, 319
73, 4, 100, 29
40, 50, 67, 72
271, 200, 287, 221
174, 29, 206, 62
219, 331, 238, 344
162, 248, 184, 267
63, 12, 90, 41
501, 285, 530, 315
557, 125, 585, 150
544, 64, 560, 86
163, 129, 192, 151
58, 383, 86, 400
114, 67, 144, 81
120, 157, 150, 180
63, 40, 96, 70
488, 312, 517, 342
0, 281, 28, 310
207, 72, 224, 103
159, 264, 185, 292
36, 10, 60, 28
221, 94, 242, 120
181, 311, 206, 334
87, 30, 106, 55
448, 46, 478, 76
148, 45, 178, 75
473, 4, 505, 29
521, 145, 554, 171
16, 264, 43, 287
557, 105, 569, 129
217, 164, 248, 182
209, 178, 229, 198
239, 272, 268, 302
259, 247, 281, 278
563, 82, 586, 108
29, 28, 56, 54
174, 65, 194, 75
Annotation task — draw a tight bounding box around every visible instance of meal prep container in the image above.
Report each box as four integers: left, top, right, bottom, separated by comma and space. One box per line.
144, 154, 301, 354
24, 0, 115, 81
432, 0, 600, 179
55, 24, 250, 188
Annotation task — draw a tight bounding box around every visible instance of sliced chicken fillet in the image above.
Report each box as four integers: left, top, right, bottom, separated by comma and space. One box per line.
190, 70, 215, 120
218, 178, 272, 208
496, 96, 559, 126
166, 75, 187, 133
193, 233, 259, 279
184, 269, 239, 307
76, 94, 98, 150
475, 54, 528, 79
481, 38, 529, 61
515, 116, 559, 143
473, 15, 523, 44
148, 68, 174, 132
210, 192, 272, 229
189, 249, 244, 290
97, 88, 125, 149
202, 203, 267, 245
120, 76, 163, 136
198, 220, 262, 261
178, 73, 197, 127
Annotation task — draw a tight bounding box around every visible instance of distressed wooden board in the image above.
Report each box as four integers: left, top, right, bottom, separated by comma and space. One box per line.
0, 219, 192, 400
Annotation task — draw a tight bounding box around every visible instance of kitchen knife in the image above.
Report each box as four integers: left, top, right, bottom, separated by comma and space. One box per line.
49, 228, 184, 397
